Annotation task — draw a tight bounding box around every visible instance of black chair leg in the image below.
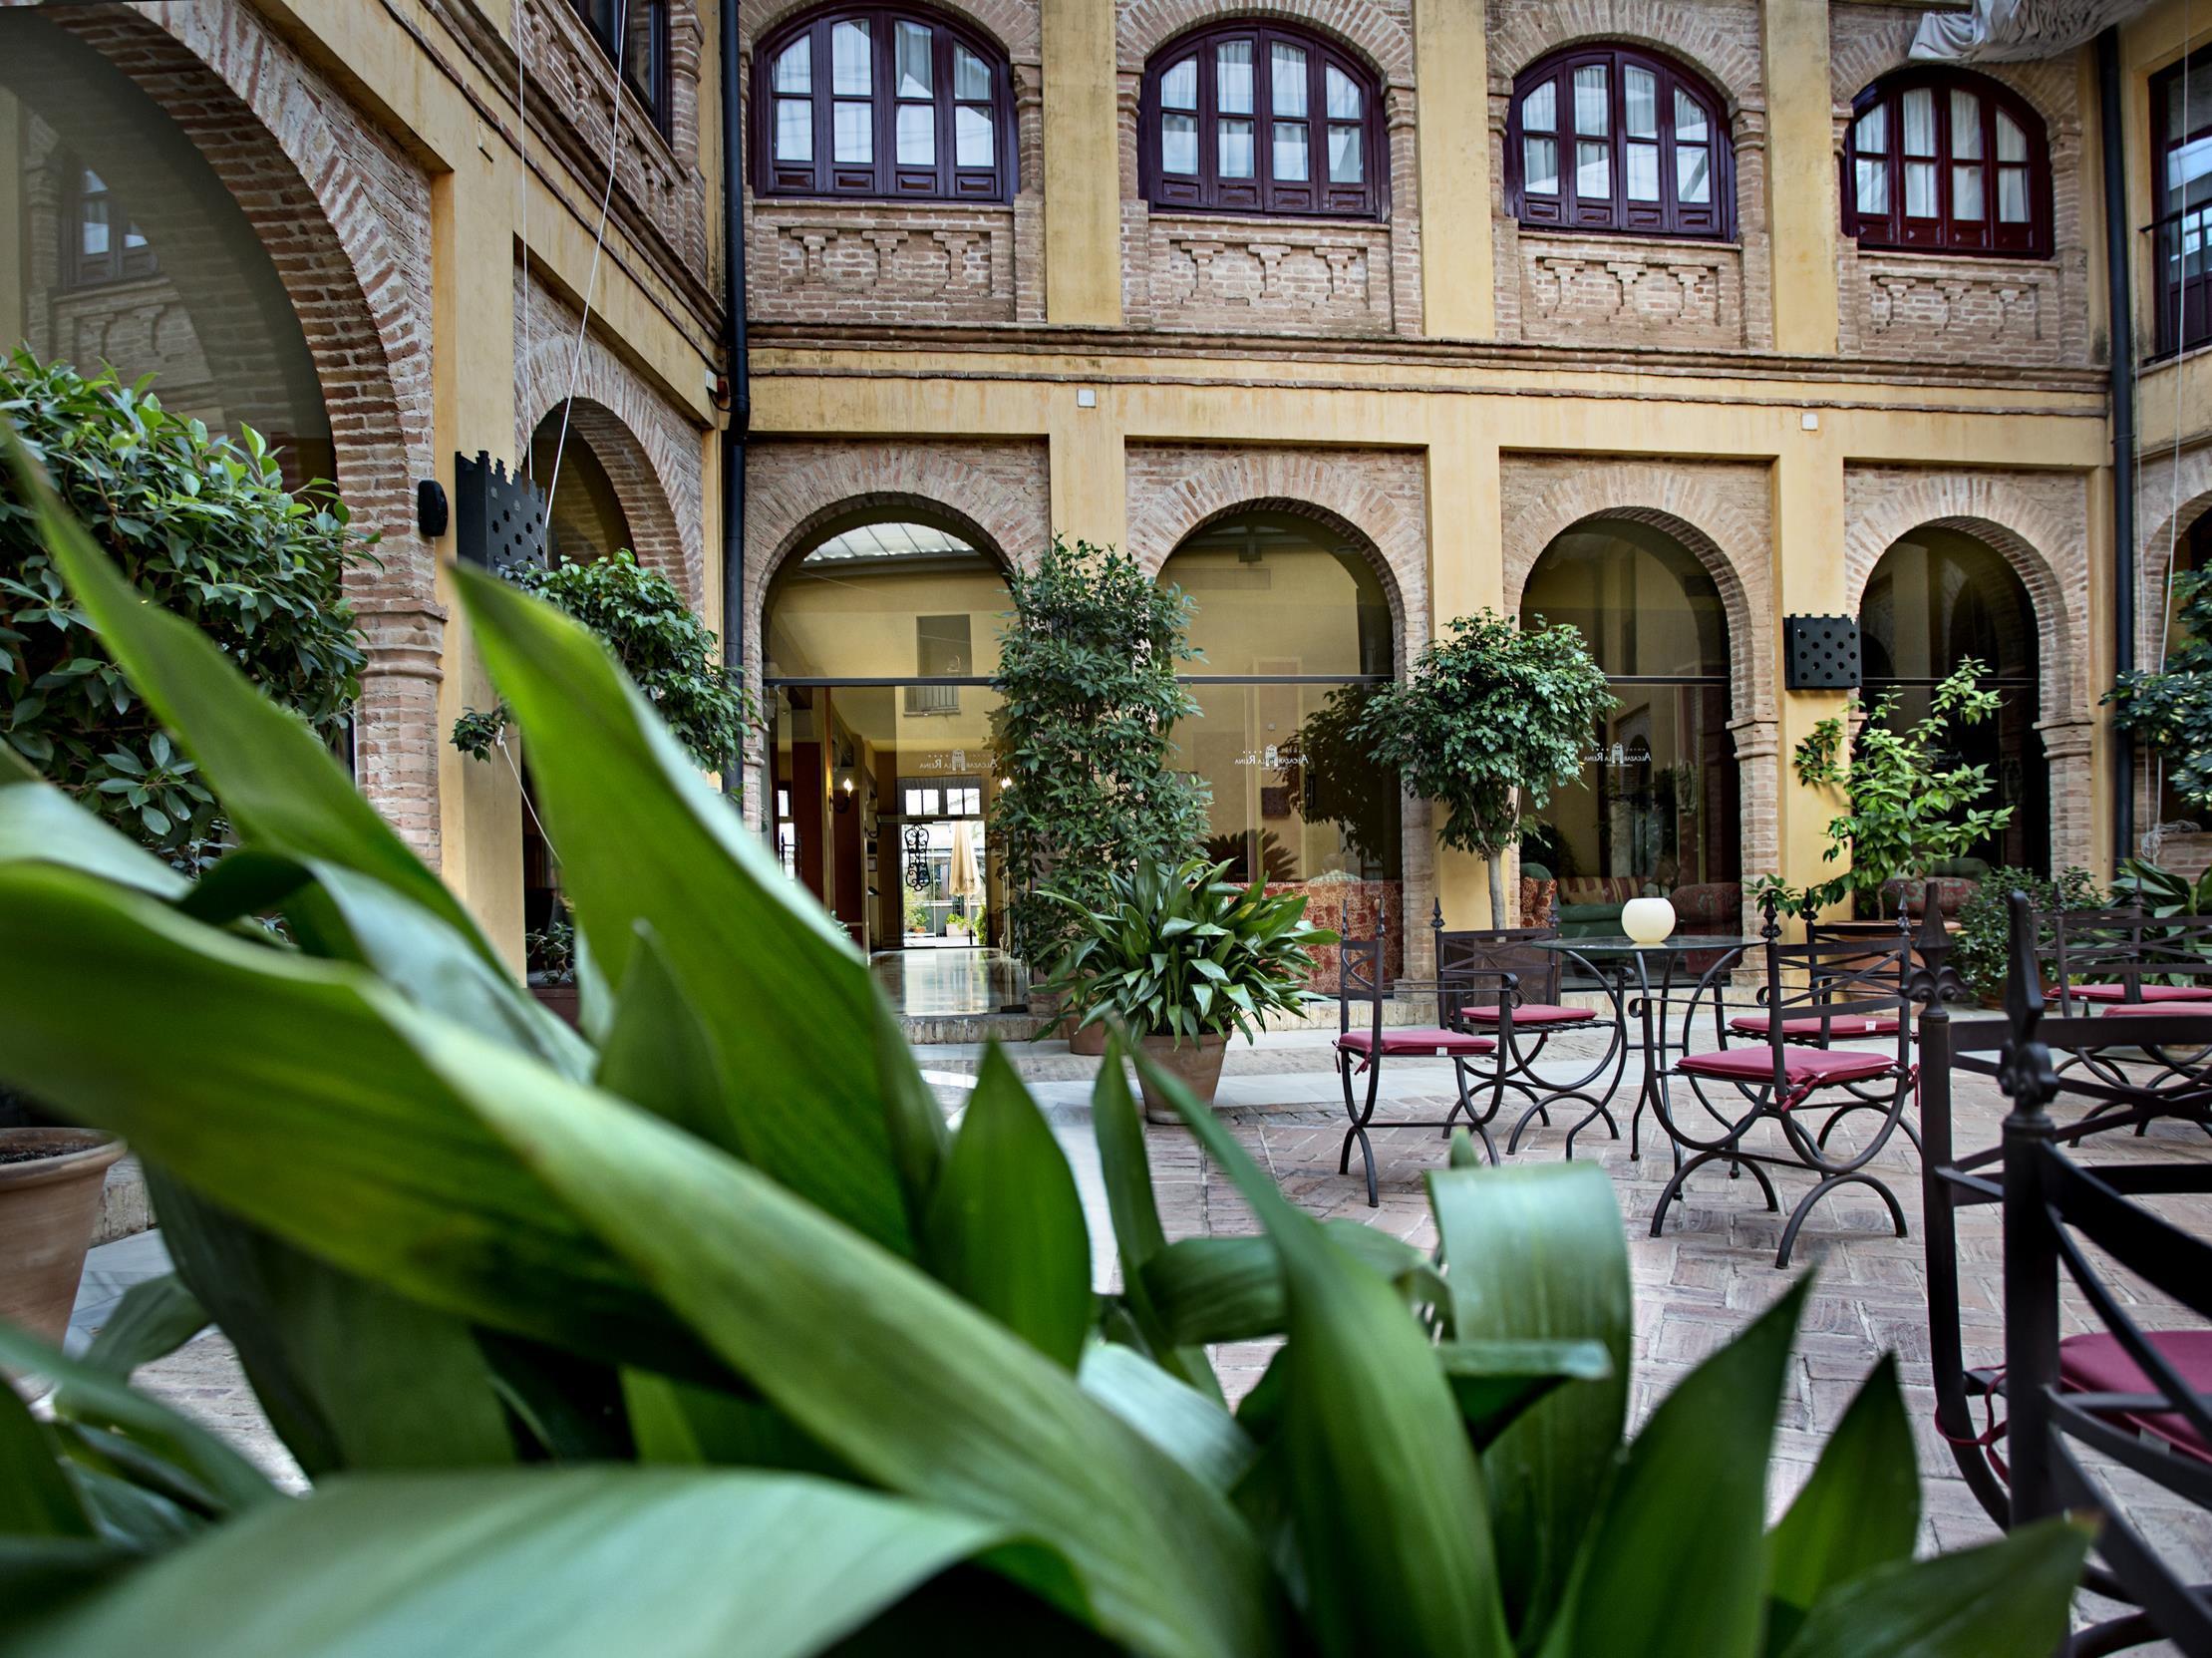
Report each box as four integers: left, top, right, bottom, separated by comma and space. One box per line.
1773, 1169, 1906, 1269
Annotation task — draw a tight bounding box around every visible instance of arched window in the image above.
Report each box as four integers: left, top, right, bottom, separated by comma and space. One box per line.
1842, 68, 2052, 257
1139, 24, 1386, 220
2152, 46, 2212, 354
1508, 45, 1732, 239
754, 6, 1014, 202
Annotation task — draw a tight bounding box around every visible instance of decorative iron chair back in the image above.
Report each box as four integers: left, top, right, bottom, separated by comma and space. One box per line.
1337, 907, 1389, 1053
1734, 897, 1915, 1089
1433, 924, 1562, 1027
2046, 905, 2212, 1007
1921, 892, 2212, 1656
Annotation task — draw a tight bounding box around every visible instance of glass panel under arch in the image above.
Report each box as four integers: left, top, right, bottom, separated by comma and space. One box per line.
1859, 525, 2046, 875
1519, 519, 1739, 936
1159, 511, 1402, 909
762, 519, 1024, 1013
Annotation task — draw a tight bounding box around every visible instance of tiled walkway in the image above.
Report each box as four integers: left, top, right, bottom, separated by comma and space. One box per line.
78, 1024, 2211, 1640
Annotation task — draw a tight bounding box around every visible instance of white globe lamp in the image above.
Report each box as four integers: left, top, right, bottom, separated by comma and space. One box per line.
1621, 895, 1677, 944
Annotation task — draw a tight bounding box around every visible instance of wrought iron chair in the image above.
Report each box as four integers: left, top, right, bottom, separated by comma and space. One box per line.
1922, 893, 2212, 1657
1651, 898, 1918, 1267
2039, 906, 2212, 1116
1332, 911, 1497, 1205
1429, 918, 1628, 1159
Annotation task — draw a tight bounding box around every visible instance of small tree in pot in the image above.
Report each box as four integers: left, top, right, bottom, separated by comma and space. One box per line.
991, 537, 1209, 979
1792, 660, 2012, 917
1039, 855, 1335, 1121
1358, 611, 1614, 926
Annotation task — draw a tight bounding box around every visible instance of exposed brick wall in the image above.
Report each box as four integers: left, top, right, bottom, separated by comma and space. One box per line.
515, 269, 706, 601
1486, 0, 1763, 104
1498, 455, 1777, 911
1513, 229, 1745, 348
738, 0, 1046, 327
519, 0, 711, 280
50, 1, 446, 860
1121, 443, 1435, 960
1485, 0, 1773, 353
1829, 7, 2093, 369
751, 199, 1018, 324
1841, 465, 2095, 869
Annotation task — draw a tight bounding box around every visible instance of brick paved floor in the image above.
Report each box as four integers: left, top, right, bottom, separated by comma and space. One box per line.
74, 1025, 2210, 1644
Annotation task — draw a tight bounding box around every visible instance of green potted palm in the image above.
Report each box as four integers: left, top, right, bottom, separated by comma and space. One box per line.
1041, 856, 1334, 1121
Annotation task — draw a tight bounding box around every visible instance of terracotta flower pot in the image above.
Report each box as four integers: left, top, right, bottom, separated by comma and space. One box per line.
0, 1129, 127, 1347
1136, 1032, 1228, 1124
1066, 1019, 1109, 1057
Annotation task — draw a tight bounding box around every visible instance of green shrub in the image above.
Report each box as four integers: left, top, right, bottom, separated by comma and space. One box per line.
0, 460, 2091, 1655
1793, 662, 2012, 916
0, 349, 369, 870
2107, 563, 2212, 814
990, 536, 1208, 966
452, 549, 749, 778
1040, 856, 1334, 1044
1951, 866, 2102, 1000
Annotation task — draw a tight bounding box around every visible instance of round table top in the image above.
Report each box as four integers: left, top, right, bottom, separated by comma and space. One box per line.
1531, 934, 1759, 956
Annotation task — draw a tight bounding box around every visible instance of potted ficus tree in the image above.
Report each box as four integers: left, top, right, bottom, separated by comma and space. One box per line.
991, 536, 1208, 1052
1358, 610, 1614, 926
0, 351, 371, 1338
1039, 855, 1335, 1122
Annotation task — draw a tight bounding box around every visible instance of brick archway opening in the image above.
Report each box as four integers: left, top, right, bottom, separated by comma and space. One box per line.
16, 4, 442, 855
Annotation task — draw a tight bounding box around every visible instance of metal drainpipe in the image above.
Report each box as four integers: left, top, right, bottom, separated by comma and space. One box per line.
721, 0, 752, 799
2098, 26, 2136, 868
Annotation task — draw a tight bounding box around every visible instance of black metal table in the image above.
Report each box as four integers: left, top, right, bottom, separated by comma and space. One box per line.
1532, 934, 1759, 1166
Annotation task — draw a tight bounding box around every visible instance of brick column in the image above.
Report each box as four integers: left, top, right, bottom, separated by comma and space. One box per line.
351, 597, 448, 863
2039, 718, 2097, 874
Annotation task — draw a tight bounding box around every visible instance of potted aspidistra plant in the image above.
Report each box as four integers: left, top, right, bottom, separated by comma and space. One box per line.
1041, 856, 1334, 1121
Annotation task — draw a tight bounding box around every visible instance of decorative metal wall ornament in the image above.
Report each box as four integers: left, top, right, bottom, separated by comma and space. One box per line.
453, 452, 549, 577
903, 824, 934, 890
1782, 614, 1862, 690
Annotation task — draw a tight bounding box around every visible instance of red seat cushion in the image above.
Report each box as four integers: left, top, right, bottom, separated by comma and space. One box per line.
2056, 1331, 2212, 1465
1336, 1027, 1495, 1059
1674, 1046, 1896, 1090
1458, 1003, 1597, 1028
1729, 1012, 1902, 1039
2064, 982, 2212, 1004
2101, 1001, 2212, 1019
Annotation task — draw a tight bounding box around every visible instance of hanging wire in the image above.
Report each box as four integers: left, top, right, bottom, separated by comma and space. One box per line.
543, 5, 634, 514
515, 0, 531, 477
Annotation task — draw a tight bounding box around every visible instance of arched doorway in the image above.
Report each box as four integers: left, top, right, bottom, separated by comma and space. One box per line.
1860, 526, 2046, 872
1520, 518, 1739, 933
1161, 510, 1401, 884
762, 511, 1018, 1011
526, 411, 636, 565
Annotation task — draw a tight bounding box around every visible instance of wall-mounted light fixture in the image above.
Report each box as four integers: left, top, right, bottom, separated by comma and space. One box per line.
832, 743, 859, 814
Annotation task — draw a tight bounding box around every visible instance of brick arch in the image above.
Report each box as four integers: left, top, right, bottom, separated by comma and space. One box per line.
740, 0, 1040, 63
1841, 474, 2083, 717
1500, 466, 1770, 722
40, 1, 444, 856
516, 285, 701, 602
1487, 3, 1762, 112
1827, 19, 2071, 133
1116, 0, 1414, 86
1123, 450, 1425, 670
521, 397, 687, 589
